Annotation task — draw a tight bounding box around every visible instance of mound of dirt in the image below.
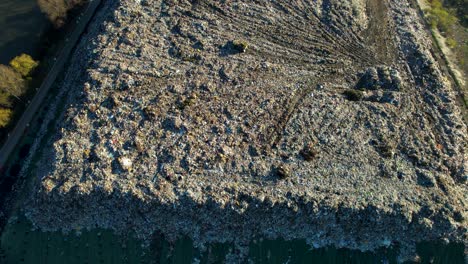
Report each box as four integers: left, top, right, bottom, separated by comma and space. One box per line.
24, 0, 466, 260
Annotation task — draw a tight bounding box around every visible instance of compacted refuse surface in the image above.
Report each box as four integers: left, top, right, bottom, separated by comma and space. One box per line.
21, 0, 466, 261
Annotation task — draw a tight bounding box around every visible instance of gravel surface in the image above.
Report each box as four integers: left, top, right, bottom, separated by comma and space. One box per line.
24, 0, 467, 261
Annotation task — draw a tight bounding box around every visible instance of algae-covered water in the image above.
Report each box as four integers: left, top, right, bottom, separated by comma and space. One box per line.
0, 215, 465, 264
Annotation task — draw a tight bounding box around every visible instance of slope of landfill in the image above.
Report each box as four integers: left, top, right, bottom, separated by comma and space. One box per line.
25, 0, 467, 260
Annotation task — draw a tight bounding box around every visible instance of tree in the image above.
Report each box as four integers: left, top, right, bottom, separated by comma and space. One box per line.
37, 0, 68, 28
9, 54, 39, 78
37, 0, 88, 28
0, 108, 12, 128
0, 92, 12, 108
426, 0, 458, 33
0, 65, 26, 99
444, 0, 468, 26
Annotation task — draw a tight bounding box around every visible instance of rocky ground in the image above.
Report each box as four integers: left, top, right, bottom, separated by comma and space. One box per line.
23, 0, 466, 261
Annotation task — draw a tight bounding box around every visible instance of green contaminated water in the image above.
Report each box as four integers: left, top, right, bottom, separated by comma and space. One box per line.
0, 215, 465, 264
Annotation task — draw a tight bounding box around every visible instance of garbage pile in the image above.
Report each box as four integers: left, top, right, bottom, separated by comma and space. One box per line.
24, 0, 467, 261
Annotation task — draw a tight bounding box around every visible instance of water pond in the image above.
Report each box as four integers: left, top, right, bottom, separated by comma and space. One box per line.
0, 0, 48, 64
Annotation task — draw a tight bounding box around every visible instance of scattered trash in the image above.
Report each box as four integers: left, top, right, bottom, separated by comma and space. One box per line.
118, 157, 133, 171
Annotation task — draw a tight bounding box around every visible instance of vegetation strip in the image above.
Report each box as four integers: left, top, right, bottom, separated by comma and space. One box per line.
416, 0, 467, 114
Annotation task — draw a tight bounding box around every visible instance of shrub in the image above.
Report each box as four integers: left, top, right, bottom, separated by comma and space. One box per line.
446, 37, 458, 48
0, 108, 12, 128
37, 0, 69, 28
0, 65, 26, 98
426, 0, 458, 33
300, 143, 318, 161
232, 40, 248, 53
9, 54, 39, 77
0, 92, 12, 108
444, 0, 468, 27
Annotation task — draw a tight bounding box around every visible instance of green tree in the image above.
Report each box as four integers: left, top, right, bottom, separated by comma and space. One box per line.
9, 54, 39, 78
426, 0, 458, 33
0, 92, 12, 108
0, 108, 12, 128
0, 65, 26, 99
444, 0, 468, 26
